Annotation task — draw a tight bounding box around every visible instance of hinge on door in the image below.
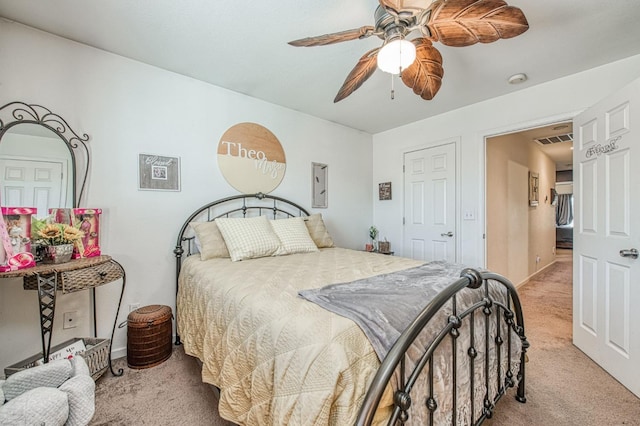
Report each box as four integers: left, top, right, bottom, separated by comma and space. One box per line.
483, 234, 486, 239
403, 217, 405, 225
403, 165, 405, 173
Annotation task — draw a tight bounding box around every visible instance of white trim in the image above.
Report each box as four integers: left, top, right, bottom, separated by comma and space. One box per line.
514, 258, 559, 289
111, 346, 126, 361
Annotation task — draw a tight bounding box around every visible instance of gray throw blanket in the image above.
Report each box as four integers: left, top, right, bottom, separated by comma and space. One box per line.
299, 261, 468, 361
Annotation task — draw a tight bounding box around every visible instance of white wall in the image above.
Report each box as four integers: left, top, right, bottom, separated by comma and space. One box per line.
0, 21, 373, 370
372, 53, 640, 270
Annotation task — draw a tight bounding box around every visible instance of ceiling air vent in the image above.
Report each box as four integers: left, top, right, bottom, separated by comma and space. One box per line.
534, 133, 573, 145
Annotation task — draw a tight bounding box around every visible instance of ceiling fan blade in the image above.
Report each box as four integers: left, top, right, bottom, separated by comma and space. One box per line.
379, 0, 431, 15
334, 47, 380, 103
288, 26, 375, 47
401, 38, 444, 100
426, 0, 529, 47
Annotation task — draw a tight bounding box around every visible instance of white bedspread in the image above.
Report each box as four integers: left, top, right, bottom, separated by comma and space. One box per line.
177, 247, 422, 425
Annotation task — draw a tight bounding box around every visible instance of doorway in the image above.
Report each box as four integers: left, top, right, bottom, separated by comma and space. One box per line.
485, 122, 573, 287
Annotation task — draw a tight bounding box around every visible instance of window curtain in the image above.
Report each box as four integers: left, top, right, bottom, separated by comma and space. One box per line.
556, 193, 573, 226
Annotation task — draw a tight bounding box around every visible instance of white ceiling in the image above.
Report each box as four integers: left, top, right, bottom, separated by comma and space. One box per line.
1, 0, 640, 134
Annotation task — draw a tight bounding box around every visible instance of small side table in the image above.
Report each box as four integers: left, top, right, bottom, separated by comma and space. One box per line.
0, 255, 126, 377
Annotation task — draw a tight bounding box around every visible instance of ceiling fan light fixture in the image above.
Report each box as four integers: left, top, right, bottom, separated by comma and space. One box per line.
377, 39, 416, 75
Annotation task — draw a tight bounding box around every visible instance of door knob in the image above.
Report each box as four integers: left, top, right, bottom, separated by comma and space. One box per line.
441, 231, 454, 237
619, 248, 638, 259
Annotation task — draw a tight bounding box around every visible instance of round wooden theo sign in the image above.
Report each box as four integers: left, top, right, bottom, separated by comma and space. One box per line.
217, 122, 286, 194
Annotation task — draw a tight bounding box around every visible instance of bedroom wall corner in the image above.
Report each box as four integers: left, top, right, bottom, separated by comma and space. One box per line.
0, 20, 373, 369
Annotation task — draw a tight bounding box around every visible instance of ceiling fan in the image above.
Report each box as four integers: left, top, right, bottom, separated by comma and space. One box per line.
289, 0, 529, 102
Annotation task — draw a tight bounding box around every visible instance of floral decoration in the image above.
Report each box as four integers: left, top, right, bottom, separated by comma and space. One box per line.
35, 223, 84, 246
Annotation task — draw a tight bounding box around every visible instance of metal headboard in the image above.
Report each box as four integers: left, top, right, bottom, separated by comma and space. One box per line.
173, 192, 310, 344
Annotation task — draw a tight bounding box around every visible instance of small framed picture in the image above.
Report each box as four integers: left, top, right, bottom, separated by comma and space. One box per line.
379, 182, 392, 200
312, 162, 328, 208
529, 171, 539, 207
152, 165, 167, 180
138, 153, 181, 191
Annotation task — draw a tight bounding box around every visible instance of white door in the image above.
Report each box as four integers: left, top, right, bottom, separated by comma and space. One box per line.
0, 157, 64, 218
403, 143, 456, 262
573, 76, 640, 397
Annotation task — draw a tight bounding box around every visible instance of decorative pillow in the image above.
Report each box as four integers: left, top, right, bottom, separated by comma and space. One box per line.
190, 221, 230, 260
3, 359, 72, 401
58, 374, 95, 426
0, 387, 69, 426
215, 215, 282, 262
304, 213, 334, 248
270, 217, 319, 256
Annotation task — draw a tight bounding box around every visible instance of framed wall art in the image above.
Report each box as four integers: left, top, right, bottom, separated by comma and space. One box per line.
312, 162, 328, 208
379, 182, 392, 200
138, 153, 181, 191
529, 171, 539, 207
217, 122, 286, 194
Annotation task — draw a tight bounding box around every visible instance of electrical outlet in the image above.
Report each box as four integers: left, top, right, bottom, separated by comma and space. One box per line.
535, 255, 541, 263
63, 311, 78, 329
129, 303, 141, 313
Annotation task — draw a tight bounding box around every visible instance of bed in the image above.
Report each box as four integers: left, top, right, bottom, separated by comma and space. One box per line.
173, 193, 528, 425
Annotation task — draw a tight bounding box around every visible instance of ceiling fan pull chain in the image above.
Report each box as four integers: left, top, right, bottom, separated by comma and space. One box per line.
391, 73, 395, 100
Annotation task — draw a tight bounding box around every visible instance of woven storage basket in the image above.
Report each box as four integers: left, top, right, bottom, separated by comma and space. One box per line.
4, 337, 110, 381
127, 305, 173, 369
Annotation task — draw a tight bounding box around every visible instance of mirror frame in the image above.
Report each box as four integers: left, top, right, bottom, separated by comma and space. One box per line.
0, 101, 90, 208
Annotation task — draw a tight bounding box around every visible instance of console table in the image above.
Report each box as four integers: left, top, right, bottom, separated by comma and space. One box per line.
0, 255, 125, 377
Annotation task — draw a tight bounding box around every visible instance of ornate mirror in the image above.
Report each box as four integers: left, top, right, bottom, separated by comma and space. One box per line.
0, 102, 90, 217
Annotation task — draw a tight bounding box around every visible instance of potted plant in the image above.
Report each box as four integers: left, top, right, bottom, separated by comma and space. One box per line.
34, 223, 84, 264
369, 226, 378, 251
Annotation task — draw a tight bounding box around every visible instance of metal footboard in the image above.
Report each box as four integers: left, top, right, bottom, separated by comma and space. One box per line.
356, 268, 529, 425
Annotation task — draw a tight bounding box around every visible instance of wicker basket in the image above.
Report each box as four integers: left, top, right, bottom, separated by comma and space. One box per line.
127, 305, 173, 369
4, 337, 110, 381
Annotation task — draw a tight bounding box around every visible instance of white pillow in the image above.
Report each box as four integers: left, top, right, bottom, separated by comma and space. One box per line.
215, 215, 282, 261
0, 387, 69, 426
270, 217, 319, 256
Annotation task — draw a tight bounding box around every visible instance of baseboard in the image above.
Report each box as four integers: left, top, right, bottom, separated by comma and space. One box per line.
111, 346, 126, 360
515, 260, 557, 289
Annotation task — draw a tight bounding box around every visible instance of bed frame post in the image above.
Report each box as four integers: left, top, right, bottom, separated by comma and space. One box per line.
173, 243, 184, 345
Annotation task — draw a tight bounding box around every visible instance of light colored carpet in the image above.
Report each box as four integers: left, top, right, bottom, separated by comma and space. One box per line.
486, 251, 640, 425
90, 345, 230, 425
92, 252, 640, 425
